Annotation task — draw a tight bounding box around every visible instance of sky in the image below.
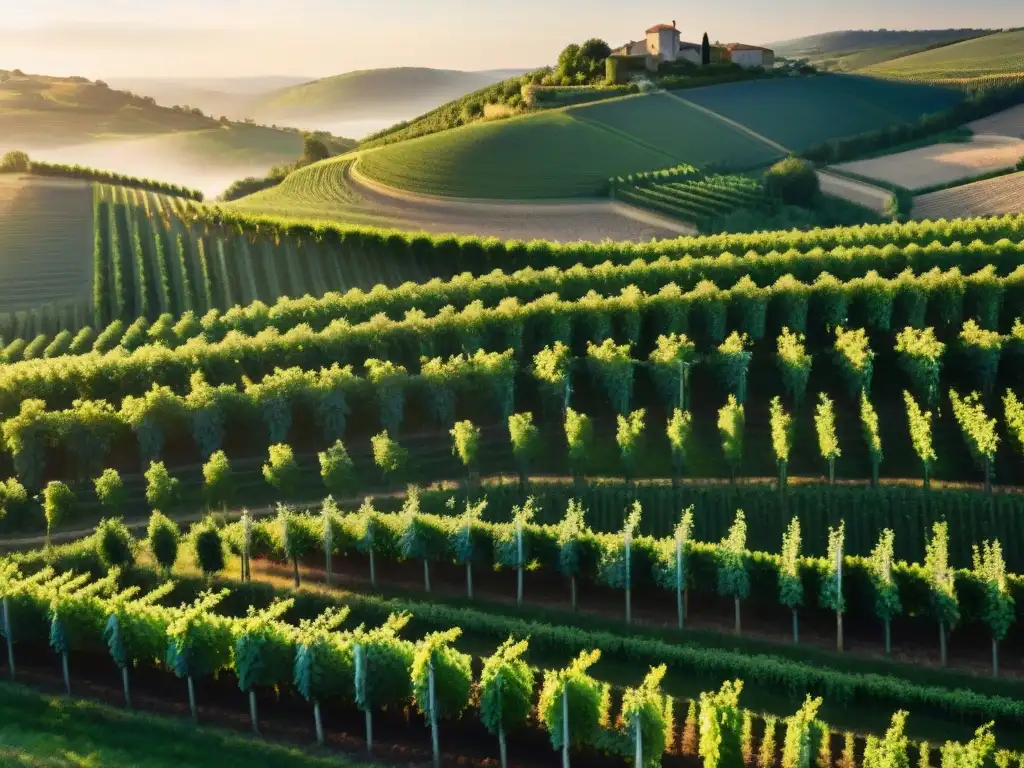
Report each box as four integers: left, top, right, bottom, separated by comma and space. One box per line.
1, 0, 1020, 79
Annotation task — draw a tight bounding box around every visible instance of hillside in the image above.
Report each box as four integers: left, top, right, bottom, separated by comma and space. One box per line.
352, 76, 962, 200
862, 29, 1024, 85
102, 76, 314, 121
0, 69, 354, 197
249, 67, 530, 123
770, 28, 997, 58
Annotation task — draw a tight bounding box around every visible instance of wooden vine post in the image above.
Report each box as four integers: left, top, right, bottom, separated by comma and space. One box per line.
2, 596, 14, 680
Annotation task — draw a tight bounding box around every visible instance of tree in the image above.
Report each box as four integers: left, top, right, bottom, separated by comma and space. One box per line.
770, 397, 793, 491
896, 328, 945, 407
924, 522, 959, 667
147, 510, 180, 575
862, 711, 909, 768
904, 391, 937, 489
191, 517, 226, 580
353, 615, 415, 754
699, 680, 744, 768
234, 600, 296, 734
412, 629, 472, 767
782, 696, 825, 768
564, 408, 593, 485
263, 443, 300, 498
319, 440, 356, 498
764, 157, 820, 207
717, 396, 745, 482
701, 33, 711, 66
666, 409, 692, 483
598, 502, 643, 624
621, 665, 672, 768
43, 481, 75, 546
616, 409, 645, 482
301, 136, 331, 163
777, 328, 811, 407
860, 393, 883, 487
949, 389, 999, 492
718, 510, 749, 634
814, 393, 841, 483
0, 150, 30, 172
450, 420, 481, 486
202, 450, 234, 511
869, 529, 901, 655
94, 469, 126, 514
820, 522, 846, 652
96, 517, 136, 569
715, 332, 752, 403
538, 649, 607, 768
371, 431, 408, 488
556, 499, 590, 611
278, 504, 310, 588
779, 518, 803, 643
508, 412, 540, 488
973, 540, 1014, 677
144, 461, 179, 511
292, 607, 350, 744
480, 637, 535, 768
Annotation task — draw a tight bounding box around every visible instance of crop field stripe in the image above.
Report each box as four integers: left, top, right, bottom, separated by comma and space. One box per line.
299, 239, 329, 297
110, 202, 135, 321
318, 242, 347, 293
129, 214, 151, 320
235, 237, 260, 305
280, 239, 306, 298
149, 219, 172, 315
91, 193, 111, 328
571, 108, 685, 165
212, 239, 234, 310
174, 220, 199, 314
257, 240, 283, 301
661, 90, 792, 154
194, 235, 214, 314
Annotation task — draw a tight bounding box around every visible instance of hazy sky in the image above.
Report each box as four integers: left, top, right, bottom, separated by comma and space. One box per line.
2, 0, 1020, 79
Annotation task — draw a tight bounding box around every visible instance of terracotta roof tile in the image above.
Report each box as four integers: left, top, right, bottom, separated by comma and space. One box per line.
646, 24, 680, 34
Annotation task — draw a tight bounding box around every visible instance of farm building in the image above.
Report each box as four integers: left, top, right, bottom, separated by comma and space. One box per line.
634, 22, 703, 64
724, 43, 775, 68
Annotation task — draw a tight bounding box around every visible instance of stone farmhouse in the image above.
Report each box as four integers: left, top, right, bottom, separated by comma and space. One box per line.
612, 21, 775, 69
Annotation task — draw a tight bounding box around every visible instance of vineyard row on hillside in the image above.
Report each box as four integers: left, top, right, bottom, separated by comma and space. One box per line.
2, 562, 1019, 762
4, 264, 1024, 414
85, 236, 1024, 347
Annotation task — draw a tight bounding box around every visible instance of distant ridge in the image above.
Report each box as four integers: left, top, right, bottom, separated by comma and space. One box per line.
769, 29, 997, 58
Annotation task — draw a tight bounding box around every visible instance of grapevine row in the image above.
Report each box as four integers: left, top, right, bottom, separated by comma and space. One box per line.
3, 265, 1023, 417
0, 560, 1017, 767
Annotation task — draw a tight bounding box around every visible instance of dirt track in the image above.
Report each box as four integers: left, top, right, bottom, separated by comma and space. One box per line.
815, 170, 893, 214
346, 162, 694, 242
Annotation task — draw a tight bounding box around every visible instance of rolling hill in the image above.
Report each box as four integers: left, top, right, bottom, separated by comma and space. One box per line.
862, 29, 1024, 85
351, 76, 963, 200
0, 69, 355, 197
246, 67, 531, 123
770, 28, 997, 59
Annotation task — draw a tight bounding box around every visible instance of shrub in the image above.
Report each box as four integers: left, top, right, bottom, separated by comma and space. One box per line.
371, 431, 408, 484
1017, 155, 1024, 172
96, 517, 136, 569
319, 440, 357, 498
144, 461, 179, 510
202, 450, 235, 510
146, 510, 180, 573
43, 481, 75, 542
765, 156, 820, 207
191, 517, 226, 577
93, 468, 126, 513
263, 443, 300, 497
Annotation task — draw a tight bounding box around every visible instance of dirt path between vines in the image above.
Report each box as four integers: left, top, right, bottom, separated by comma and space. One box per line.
346, 162, 694, 241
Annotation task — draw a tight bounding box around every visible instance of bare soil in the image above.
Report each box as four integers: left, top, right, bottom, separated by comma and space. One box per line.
969, 105, 1024, 139
345, 163, 692, 242
912, 170, 1024, 220
833, 136, 1024, 191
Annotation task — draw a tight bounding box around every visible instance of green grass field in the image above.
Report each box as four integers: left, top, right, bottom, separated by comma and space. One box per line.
680, 75, 964, 151
356, 94, 782, 199
0, 682, 382, 768
863, 29, 1024, 85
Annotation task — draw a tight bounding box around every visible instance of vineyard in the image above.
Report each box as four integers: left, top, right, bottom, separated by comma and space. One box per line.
863, 29, 1024, 87
8, 155, 1024, 764
613, 174, 767, 230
